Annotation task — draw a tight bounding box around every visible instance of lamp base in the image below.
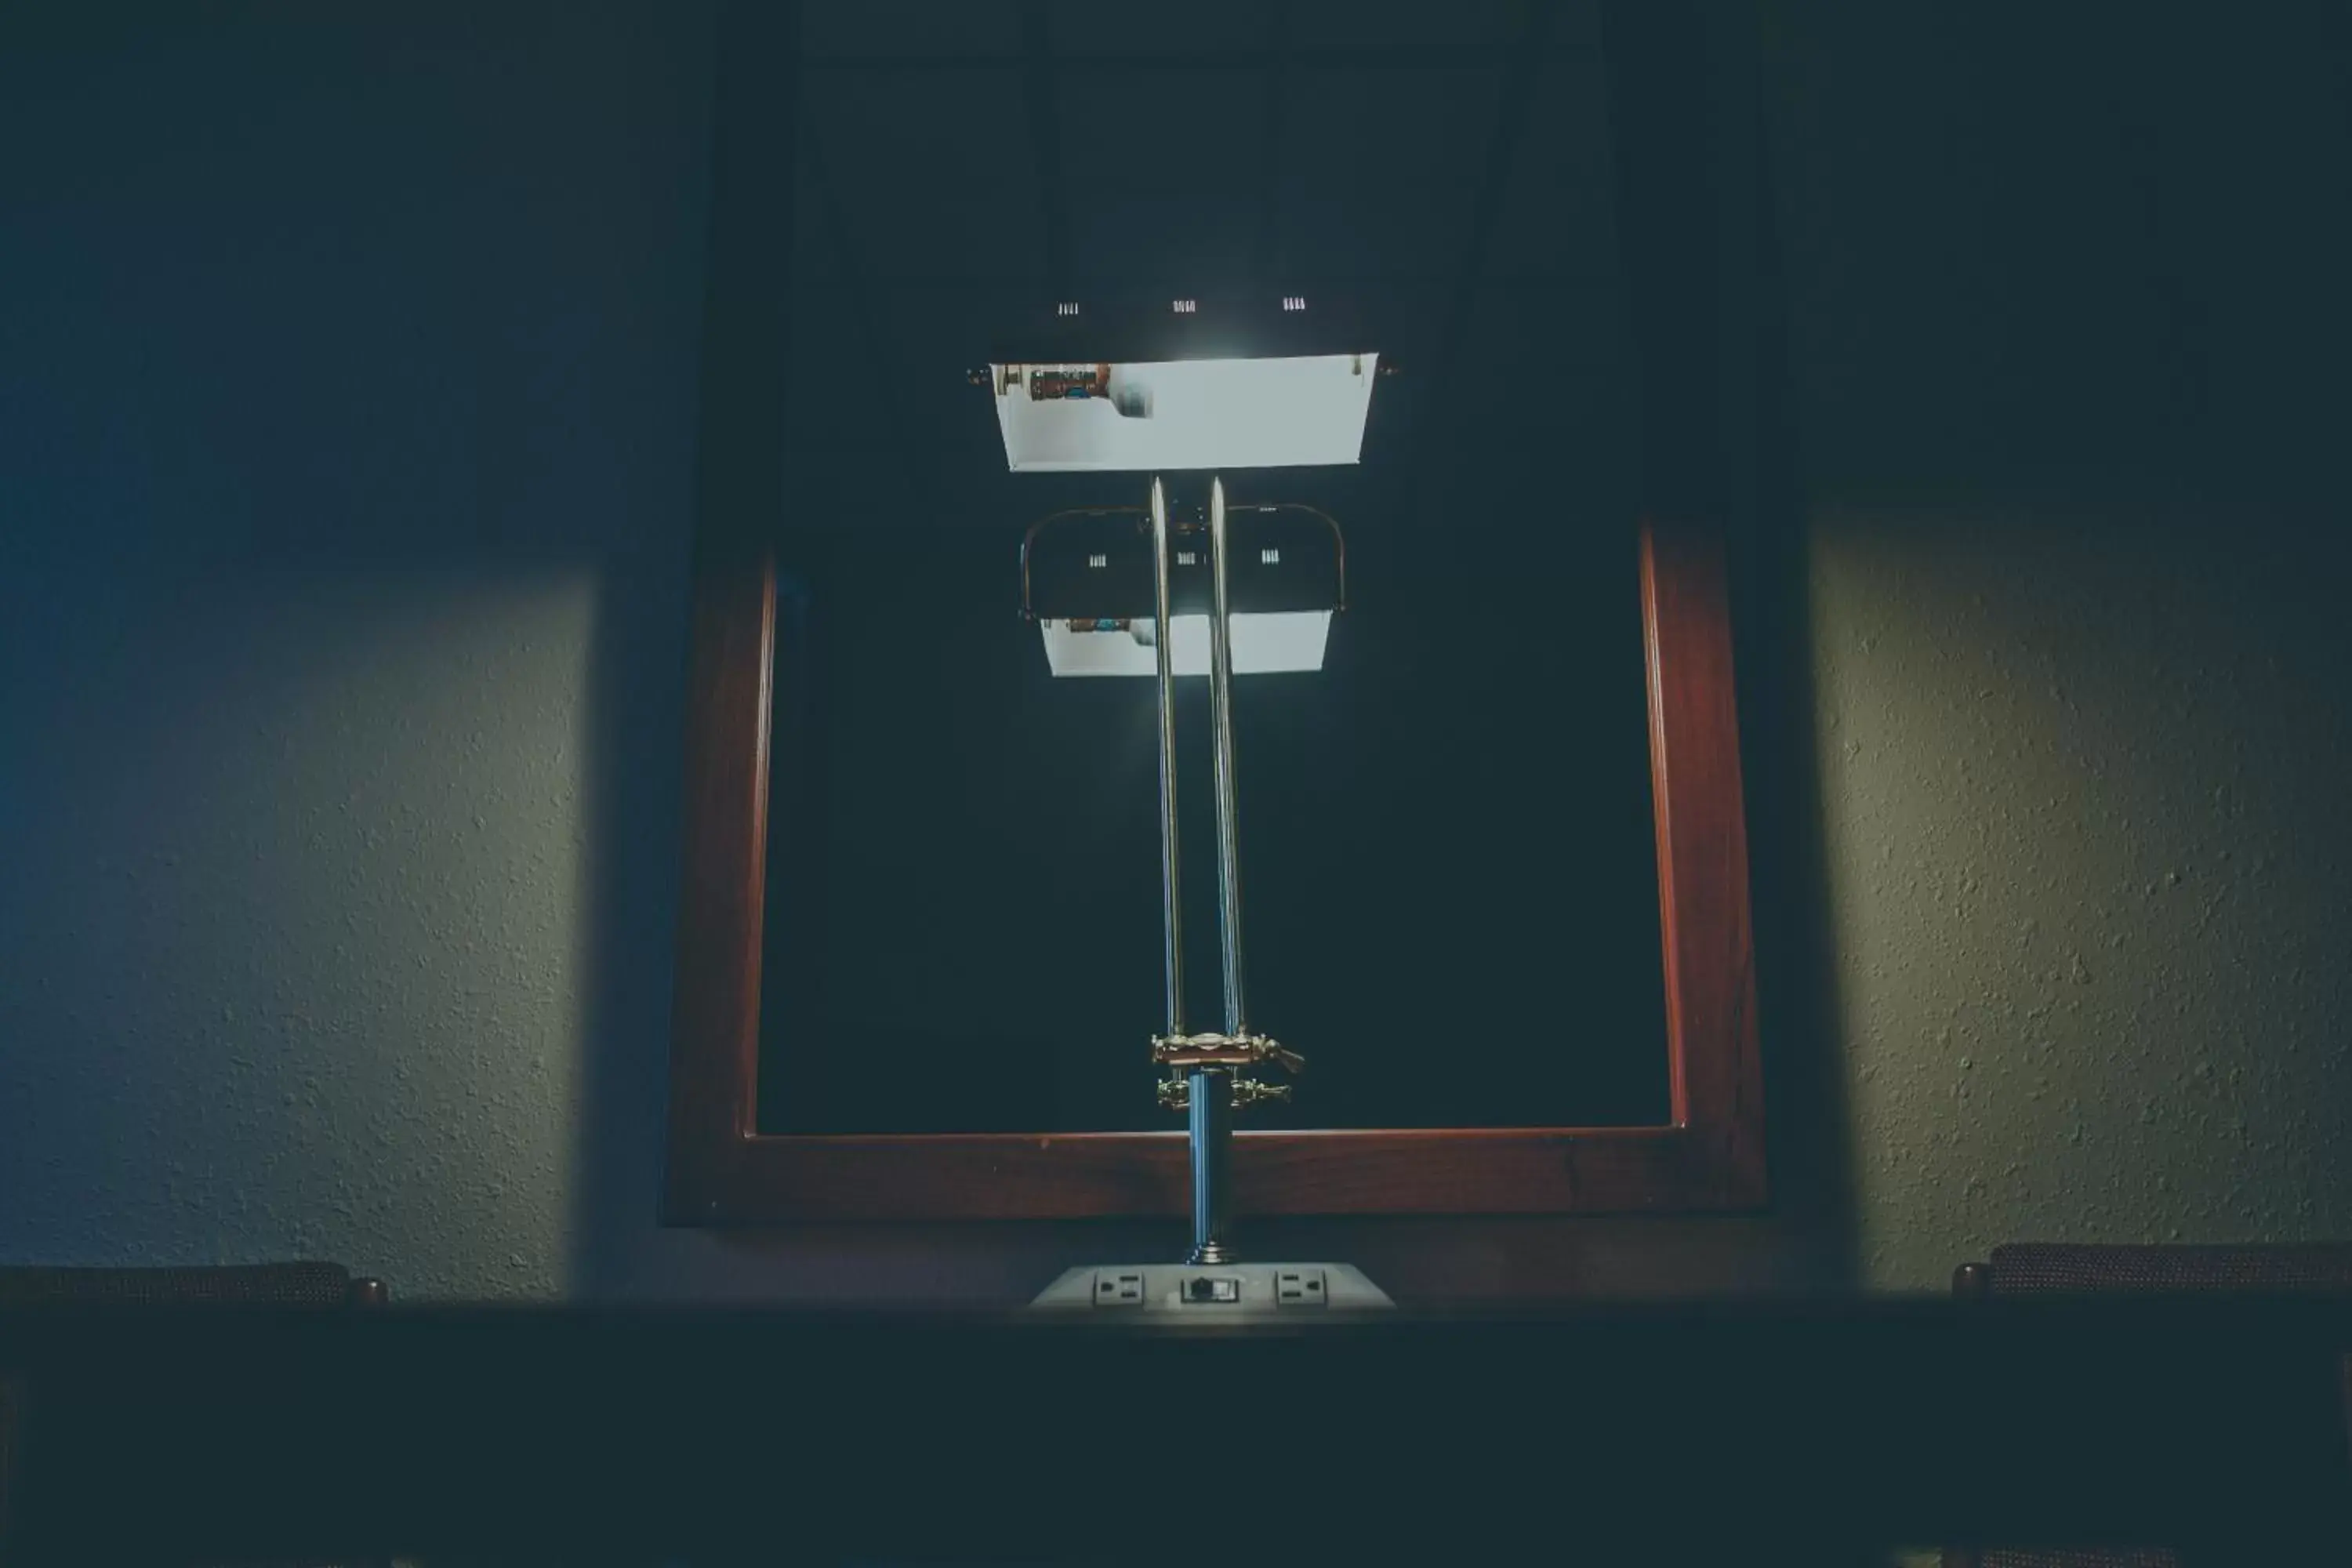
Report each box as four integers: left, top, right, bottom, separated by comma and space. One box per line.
1030, 1261, 1392, 1315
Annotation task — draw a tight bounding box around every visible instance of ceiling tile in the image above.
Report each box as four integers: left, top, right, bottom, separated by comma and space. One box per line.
875, 281, 1035, 372
801, 0, 1020, 61
782, 289, 950, 490
1443, 283, 1636, 466
786, 283, 891, 455
1269, 66, 1503, 279
790, 154, 838, 283
800, 68, 1043, 282
1281, 0, 1530, 59
1358, 285, 1450, 369
1451, 281, 1569, 383
1047, 0, 1268, 58
833, 282, 1037, 477
1481, 44, 1623, 283
1057, 66, 1262, 284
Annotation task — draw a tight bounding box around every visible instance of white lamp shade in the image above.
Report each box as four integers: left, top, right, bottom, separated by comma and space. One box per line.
993, 354, 1377, 473
1038, 612, 1332, 677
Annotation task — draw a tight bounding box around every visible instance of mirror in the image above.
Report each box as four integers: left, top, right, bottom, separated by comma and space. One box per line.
754, 480, 1669, 1136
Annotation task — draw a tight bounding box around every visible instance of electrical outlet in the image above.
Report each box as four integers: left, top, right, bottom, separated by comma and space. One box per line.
1093, 1270, 1145, 1307
1275, 1268, 1327, 1307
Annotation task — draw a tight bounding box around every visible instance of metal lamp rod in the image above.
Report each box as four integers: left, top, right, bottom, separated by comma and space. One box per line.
1149, 476, 1185, 1046
1149, 474, 1249, 1267
1191, 474, 1248, 1266
1207, 475, 1248, 1039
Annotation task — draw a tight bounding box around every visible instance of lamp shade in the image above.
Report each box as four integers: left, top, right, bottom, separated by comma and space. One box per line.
990, 354, 1377, 473
1022, 503, 1345, 678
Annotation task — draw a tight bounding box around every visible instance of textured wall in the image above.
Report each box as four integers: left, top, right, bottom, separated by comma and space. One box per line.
1809, 516, 2352, 1286
0, 1, 717, 1299
1769, 0, 2352, 1287
0, 571, 598, 1297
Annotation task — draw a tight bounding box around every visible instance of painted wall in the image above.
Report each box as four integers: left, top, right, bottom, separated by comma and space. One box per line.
1766, 1, 2352, 1286
1808, 516, 2352, 1285
0, 2, 711, 1299
3, 2, 2347, 1299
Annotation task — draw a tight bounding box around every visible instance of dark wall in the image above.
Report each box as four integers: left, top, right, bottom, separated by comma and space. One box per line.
4, 1, 2346, 1301
0, 1, 721, 1297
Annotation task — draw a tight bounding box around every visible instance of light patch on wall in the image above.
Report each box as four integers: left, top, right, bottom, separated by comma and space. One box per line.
1809, 514, 2352, 1289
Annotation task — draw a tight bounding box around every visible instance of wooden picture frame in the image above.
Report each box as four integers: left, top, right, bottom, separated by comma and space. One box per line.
662, 0, 1767, 1226
662, 512, 1763, 1223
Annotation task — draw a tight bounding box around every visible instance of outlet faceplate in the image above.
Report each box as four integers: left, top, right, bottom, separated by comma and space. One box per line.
1034, 1262, 1391, 1313
1275, 1268, 1327, 1306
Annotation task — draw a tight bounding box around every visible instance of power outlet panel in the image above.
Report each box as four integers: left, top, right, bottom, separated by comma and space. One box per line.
1274, 1268, 1327, 1306
1036, 1262, 1392, 1314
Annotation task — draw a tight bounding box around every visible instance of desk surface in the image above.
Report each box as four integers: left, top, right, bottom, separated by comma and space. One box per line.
5, 1297, 2350, 1563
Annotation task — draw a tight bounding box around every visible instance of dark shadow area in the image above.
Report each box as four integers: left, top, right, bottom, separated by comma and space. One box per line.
10, 1298, 2350, 1563
569, 543, 699, 1299
1727, 12, 1862, 1292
